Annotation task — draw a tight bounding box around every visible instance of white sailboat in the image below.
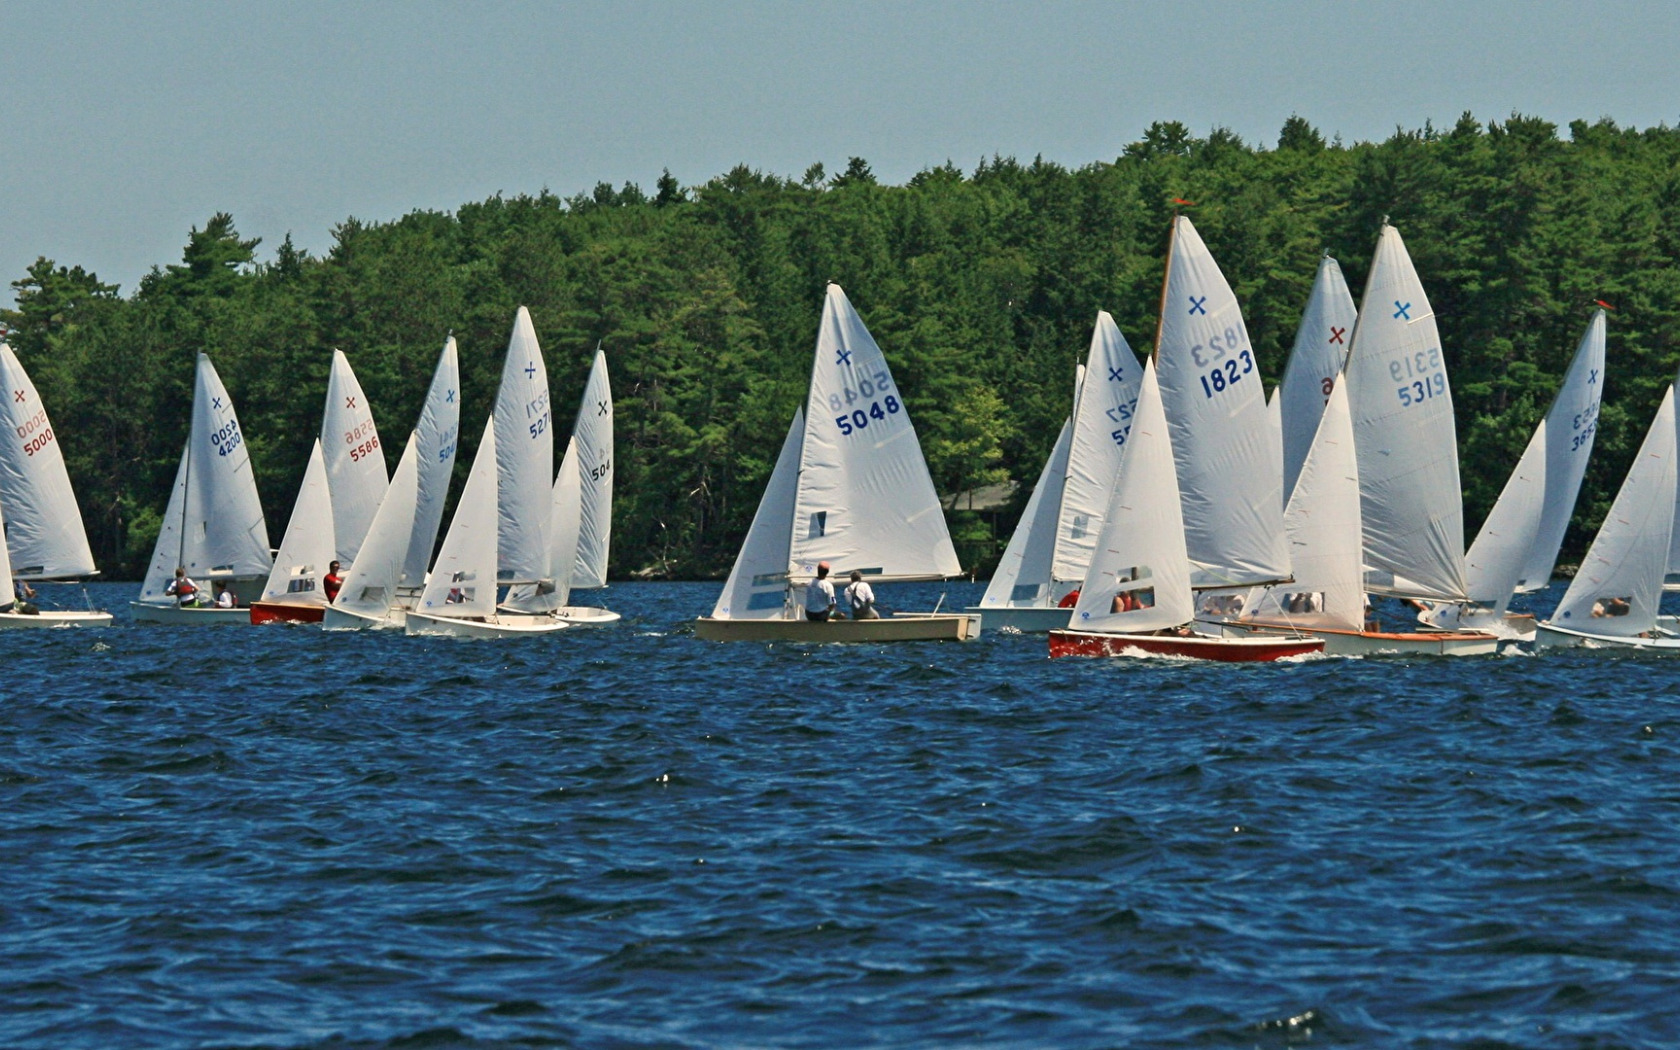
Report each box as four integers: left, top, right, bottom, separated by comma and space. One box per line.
405, 417, 567, 638
1536, 386, 1679, 649
1049, 359, 1321, 662
695, 283, 973, 641
1278, 255, 1358, 504
396, 335, 463, 610
547, 347, 618, 625
131, 354, 272, 623
0, 343, 111, 626
250, 440, 336, 624
320, 350, 388, 566
1422, 310, 1607, 634
502, 436, 603, 622
324, 432, 422, 630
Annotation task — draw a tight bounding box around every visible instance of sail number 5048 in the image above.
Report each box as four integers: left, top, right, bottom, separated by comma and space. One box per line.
828, 371, 893, 412
836, 396, 901, 436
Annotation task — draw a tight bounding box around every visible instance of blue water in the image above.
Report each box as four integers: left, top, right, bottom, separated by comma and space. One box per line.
4, 581, 1679, 1048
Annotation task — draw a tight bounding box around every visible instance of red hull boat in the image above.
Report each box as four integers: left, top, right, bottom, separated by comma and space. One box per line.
1049, 628, 1323, 662
250, 602, 325, 625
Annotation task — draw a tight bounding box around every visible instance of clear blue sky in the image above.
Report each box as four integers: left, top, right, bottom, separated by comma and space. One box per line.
5, 0, 1677, 299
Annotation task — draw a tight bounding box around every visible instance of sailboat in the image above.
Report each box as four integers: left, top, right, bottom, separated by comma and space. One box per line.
695, 283, 974, 641
1048, 359, 1322, 661
0, 343, 112, 626
970, 313, 1144, 632
131, 354, 272, 623
548, 347, 619, 625
250, 441, 336, 623
1277, 255, 1358, 505
1536, 385, 1679, 649
320, 350, 389, 565
1421, 310, 1606, 635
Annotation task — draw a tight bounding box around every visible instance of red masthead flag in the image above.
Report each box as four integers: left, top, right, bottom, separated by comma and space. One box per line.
1171, 198, 1195, 206
1594, 299, 1616, 310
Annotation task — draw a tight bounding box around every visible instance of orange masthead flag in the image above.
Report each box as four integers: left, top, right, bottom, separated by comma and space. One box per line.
1594, 299, 1616, 310
1171, 197, 1196, 206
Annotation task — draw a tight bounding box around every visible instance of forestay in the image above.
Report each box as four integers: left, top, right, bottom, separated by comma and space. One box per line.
571, 348, 613, 590
980, 417, 1072, 610
402, 336, 461, 589
711, 409, 804, 619
320, 350, 388, 565
789, 284, 960, 581
260, 441, 336, 605
1345, 224, 1468, 601
1153, 216, 1289, 587
1240, 377, 1365, 632
419, 418, 499, 619
1548, 387, 1676, 636
494, 308, 553, 585
1070, 359, 1194, 633
1278, 256, 1358, 504
505, 437, 585, 614
1466, 311, 1605, 611
333, 432, 421, 621
0, 343, 97, 578
1052, 312, 1144, 583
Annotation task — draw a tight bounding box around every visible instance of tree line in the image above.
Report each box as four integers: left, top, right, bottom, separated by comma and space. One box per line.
5, 113, 1679, 581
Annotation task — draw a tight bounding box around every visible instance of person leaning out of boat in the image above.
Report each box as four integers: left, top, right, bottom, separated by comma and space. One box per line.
844, 571, 879, 620
323, 561, 344, 603
8, 579, 40, 615
166, 567, 200, 607
805, 562, 836, 622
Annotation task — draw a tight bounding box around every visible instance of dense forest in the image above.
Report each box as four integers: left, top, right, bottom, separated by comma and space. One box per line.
5, 113, 1680, 581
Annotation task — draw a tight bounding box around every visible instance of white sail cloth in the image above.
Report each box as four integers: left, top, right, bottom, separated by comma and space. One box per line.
1052, 312, 1145, 583
402, 336, 462, 588
504, 437, 586, 615
494, 308, 553, 585
333, 431, 422, 622
260, 440, 336, 605
712, 409, 805, 619
420, 417, 499, 619
1548, 387, 1676, 636
571, 348, 613, 589
1278, 256, 1358, 504
980, 416, 1073, 610
320, 350, 388, 565
1345, 224, 1468, 601
1153, 216, 1289, 587
789, 284, 960, 581
0, 343, 97, 578
1070, 359, 1194, 633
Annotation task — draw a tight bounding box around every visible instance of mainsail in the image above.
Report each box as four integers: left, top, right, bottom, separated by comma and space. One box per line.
789, 284, 959, 581
494, 308, 553, 585
420, 417, 499, 619
711, 409, 804, 620
1052, 312, 1145, 583
1278, 256, 1358, 504
0, 343, 97, 578
504, 436, 586, 615
1153, 216, 1290, 586
320, 350, 388, 565
571, 348, 613, 589
402, 336, 461, 589
332, 431, 422, 622
979, 416, 1072, 610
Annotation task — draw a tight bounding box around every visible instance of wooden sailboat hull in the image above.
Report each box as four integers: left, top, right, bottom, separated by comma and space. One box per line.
965, 605, 1073, 633
405, 609, 569, 638
0, 609, 113, 629
1534, 623, 1680, 650
1049, 628, 1322, 661
249, 601, 326, 625
1213, 619, 1499, 656
694, 613, 976, 643
129, 602, 253, 625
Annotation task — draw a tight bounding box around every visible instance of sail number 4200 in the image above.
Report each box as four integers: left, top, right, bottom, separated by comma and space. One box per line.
836, 396, 901, 436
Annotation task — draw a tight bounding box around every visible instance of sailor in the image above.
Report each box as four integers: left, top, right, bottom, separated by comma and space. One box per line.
213, 581, 237, 608
323, 560, 344, 602
804, 562, 836, 622
166, 567, 199, 607
845, 570, 878, 620
9, 579, 39, 615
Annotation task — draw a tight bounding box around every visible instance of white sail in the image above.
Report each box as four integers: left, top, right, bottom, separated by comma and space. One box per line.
712, 409, 804, 619
0, 497, 12, 605
504, 437, 585, 615
494, 307, 553, 585
1241, 376, 1365, 632
402, 336, 461, 588
1345, 224, 1467, 601
1070, 359, 1194, 633
1153, 216, 1290, 586
1052, 312, 1144, 583
980, 416, 1073, 609
0, 343, 97, 577
1548, 387, 1676, 636
571, 348, 612, 589
1278, 256, 1358, 504
260, 440, 336, 605
1464, 312, 1606, 610
139, 446, 191, 602
419, 417, 499, 619
184, 354, 271, 580
320, 350, 388, 565
334, 432, 422, 621
789, 284, 960, 580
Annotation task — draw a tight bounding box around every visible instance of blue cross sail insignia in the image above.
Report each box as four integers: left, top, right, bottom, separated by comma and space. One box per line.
835, 348, 852, 366
1188, 296, 1207, 316
524, 361, 537, 378
1393, 301, 1412, 320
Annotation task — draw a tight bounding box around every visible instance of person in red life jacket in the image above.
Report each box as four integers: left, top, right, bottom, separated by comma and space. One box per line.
323, 560, 344, 603
166, 567, 199, 607
1057, 588, 1080, 608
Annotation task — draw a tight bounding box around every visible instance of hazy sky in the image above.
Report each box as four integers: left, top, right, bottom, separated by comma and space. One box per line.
5, 0, 1678, 299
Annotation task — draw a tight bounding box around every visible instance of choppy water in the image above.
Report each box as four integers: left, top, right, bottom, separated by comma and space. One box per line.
4, 580, 1680, 1048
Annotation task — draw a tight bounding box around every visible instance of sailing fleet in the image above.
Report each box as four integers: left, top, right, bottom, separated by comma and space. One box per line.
0, 214, 1675, 654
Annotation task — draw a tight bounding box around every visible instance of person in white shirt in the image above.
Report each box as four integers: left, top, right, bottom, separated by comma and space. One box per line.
213, 581, 237, 609
844, 570, 878, 620
804, 562, 836, 622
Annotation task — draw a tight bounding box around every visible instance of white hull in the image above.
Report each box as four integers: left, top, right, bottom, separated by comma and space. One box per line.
965, 605, 1072, 633
129, 602, 252, 625
554, 605, 620, 626
321, 605, 406, 631
1534, 623, 1680, 650
1213, 619, 1499, 656
694, 612, 975, 643
0, 609, 113, 629
405, 609, 570, 639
